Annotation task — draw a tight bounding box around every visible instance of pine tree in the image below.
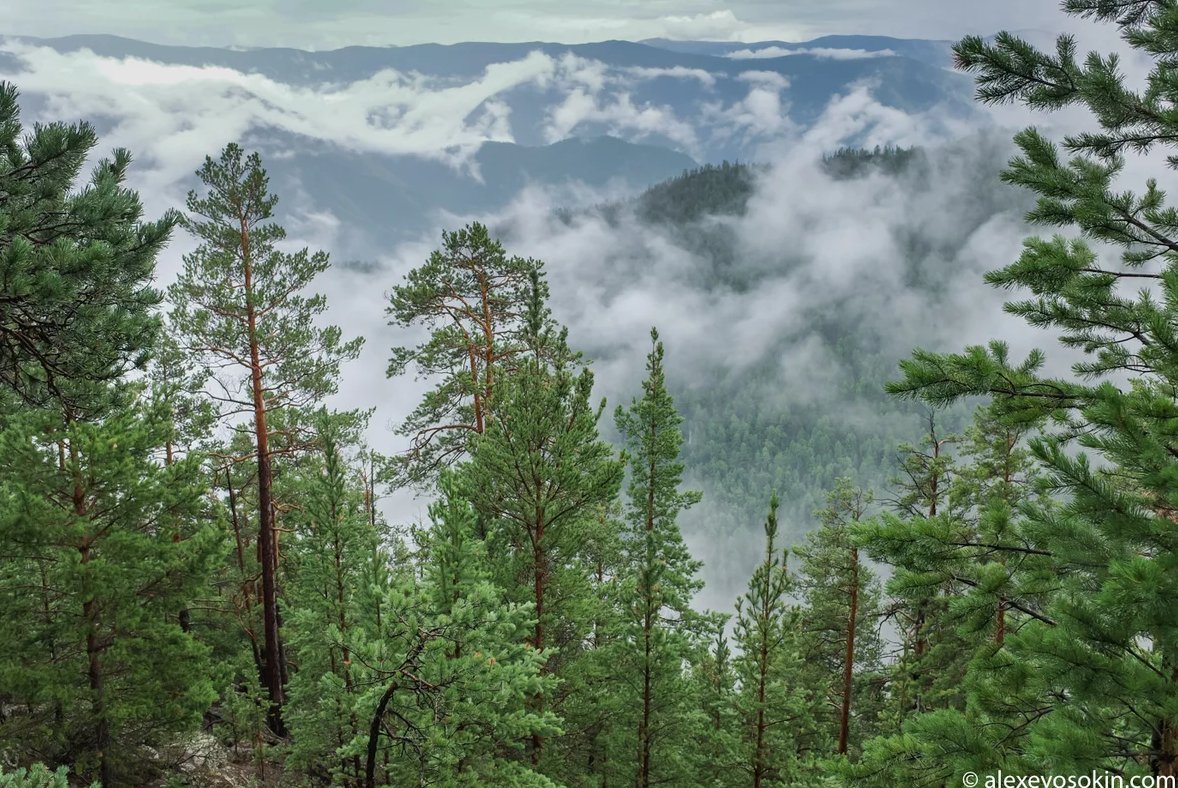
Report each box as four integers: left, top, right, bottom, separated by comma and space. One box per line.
878, 415, 970, 720
688, 620, 742, 788
732, 494, 812, 786
0, 82, 175, 414
283, 414, 385, 784
873, 3, 1178, 778
613, 327, 703, 787
792, 479, 884, 759
360, 477, 560, 787
461, 298, 623, 767
0, 395, 221, 785
386, 222, 549, 486
169, 143, 363, 733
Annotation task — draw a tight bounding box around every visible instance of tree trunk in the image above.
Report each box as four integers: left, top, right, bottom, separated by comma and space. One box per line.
838, 547, 859, 756
531, 514, 546, 765
753, 591, 770, 786
365, 680, 399, 788
637, 422, 660, 787
1153, 664, 1178, 777
996, 598, 1006, 646
85, 590, 112, 788
638, 592, 653, 788
74, 441, 112, 787
243, 220, 285, 736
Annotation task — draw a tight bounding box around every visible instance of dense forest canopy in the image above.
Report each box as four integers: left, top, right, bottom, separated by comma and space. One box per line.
3, 3, 1178, 787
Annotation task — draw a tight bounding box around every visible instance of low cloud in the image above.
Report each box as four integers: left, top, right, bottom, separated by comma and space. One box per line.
0, 32, 1097, 610
728, 46, 898, 60
344, 86, 1050, 607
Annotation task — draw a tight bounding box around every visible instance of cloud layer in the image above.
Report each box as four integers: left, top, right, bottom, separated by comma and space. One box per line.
1, 25, 1131, 611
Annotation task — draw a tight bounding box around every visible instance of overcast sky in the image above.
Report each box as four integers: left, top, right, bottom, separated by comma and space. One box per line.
5, 0, 1067, 49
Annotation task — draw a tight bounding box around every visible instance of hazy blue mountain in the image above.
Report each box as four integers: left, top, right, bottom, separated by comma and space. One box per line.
640, 35, 955, 67
253, 134, 696, 254
9, 34, 976, 161
0, 33, 979, 246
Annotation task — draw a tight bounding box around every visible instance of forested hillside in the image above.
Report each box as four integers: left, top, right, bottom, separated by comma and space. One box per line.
545, 144, 1023, 601
4, 4, 1178, 787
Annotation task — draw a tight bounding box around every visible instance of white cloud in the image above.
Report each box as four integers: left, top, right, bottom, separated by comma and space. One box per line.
652, 10, 748, 41
625, 65, 717, 89
0, 38, 560, 184
700, 71, 794, 141
728, 45, 899, 60
542, 89, 701, 154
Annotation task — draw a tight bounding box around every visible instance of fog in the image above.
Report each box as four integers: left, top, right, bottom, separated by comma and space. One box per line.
1, 24, 1150, 615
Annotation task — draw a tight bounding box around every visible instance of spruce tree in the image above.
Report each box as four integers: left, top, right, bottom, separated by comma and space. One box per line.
169, 143, 363, 733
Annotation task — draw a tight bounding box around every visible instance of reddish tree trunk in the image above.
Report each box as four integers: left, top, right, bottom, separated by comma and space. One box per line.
73, 441, 112, 786
242, 219, 285, 735
838, 547, 860, 755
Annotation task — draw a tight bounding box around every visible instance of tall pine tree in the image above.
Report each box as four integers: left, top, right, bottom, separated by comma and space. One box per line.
169, 143, 362, 733
613, 327, 703, 787
870, 4, 1178, 779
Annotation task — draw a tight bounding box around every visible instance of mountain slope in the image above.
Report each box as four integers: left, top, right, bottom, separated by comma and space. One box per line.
5, 34, 978, 161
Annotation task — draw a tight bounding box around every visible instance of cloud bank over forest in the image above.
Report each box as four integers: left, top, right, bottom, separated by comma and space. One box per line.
0, 31, 1115, 609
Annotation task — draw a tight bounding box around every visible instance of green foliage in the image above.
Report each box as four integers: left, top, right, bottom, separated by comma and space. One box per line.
170, 142, 364, 436
634, 161, 760, 225
283, 414, 386, 784
0, 763, 95, 788
731, 495, 814, 785
609, 328, 705, 787
791, 479, 886, 759
863, 3, 1178, 779
822, 146, 921, 179
0, 82, 174, 414
361, 477, 560, 786
11, 5, 1176, 778
386, 221, 549, 486
169, 141, 365, 737
0, 396, 222, 784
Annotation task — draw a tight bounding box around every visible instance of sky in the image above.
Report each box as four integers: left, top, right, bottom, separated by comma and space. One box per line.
5, 0, 1067, 49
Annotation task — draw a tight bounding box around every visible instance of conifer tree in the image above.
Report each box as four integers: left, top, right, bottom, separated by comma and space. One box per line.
169, 143, 363, 733
877, 416, 970, 720
283, 415, 384, 784
792, 479, 884, 759
0, 82, 175, 414
386, 222, 549, 486
613, 327, 703, 787
461, 296, 623, 767
0, 396, 221, 785
872, 3, 1178, 778
688, 621, 742, 788
361, 477, 560, 787
732, 494, 812, 786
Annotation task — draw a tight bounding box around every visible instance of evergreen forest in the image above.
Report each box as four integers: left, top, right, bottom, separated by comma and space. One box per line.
4, 4, 1178, 786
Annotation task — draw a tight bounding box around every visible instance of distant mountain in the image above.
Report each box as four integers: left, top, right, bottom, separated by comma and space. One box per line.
5, 34, 978, 162
0, 33, 982, 247
640, 36, 955, 68
258, 135, 696, 253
